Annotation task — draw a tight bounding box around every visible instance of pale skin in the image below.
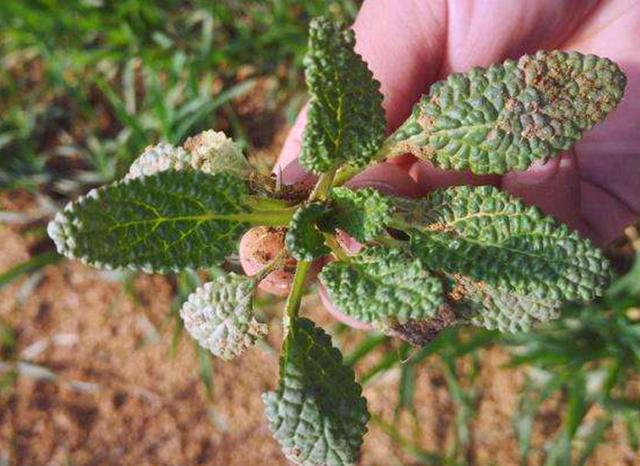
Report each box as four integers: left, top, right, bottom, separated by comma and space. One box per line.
240, 0, 640, 324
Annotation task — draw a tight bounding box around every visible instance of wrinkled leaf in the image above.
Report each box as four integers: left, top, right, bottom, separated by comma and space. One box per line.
48, 170, 250, 272
390, 51, 626, 174
300, 17, 385, 173
263, 318, 368, 466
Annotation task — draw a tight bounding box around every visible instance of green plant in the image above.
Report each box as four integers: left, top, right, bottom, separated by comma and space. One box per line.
46, 16, 626, 465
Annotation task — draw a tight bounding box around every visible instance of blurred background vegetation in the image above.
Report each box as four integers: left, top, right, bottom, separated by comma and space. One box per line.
1, 1, 639, 465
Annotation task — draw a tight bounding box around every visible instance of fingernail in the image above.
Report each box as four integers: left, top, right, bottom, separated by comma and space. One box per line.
277, 159, 317, 187
511, 157, 560, 185
346, 162, 421, 198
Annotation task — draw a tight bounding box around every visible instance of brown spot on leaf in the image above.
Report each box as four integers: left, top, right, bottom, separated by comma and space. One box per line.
389, 305, 456, 346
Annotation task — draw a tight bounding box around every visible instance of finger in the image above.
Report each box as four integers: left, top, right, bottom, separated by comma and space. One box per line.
238, 226, 324, 296
501, 151, 593, 239
277, 104, 308, 172
408, 160, 501, 196
277, 157, 317, 187
561, 0, 640, 155
581, 181, 639, 246
443, 0, 599, 75
560, 0, 640, 233
346, 161, 422, 198
319, 284, 373, 330
276, 0, 448, 173
387, 153, 418, 170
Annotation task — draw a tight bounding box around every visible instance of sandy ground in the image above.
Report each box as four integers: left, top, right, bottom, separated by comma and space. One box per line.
1, 195, 638, 466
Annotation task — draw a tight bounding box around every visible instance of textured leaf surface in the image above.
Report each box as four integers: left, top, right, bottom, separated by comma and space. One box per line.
180, 273, 267, 360
320, 247, 444, 325
127, 132, 251, 180
263, 318, 368, 466
182, 129, 252, 178
450, 275, 561, 333
326, 187, 393, 242
402, 186, 611, 301
391, 51, 626, 174
125, 142, 192, 179
285, 203, 330, 261
48, 170, 249, 272
300, 17, 385, 173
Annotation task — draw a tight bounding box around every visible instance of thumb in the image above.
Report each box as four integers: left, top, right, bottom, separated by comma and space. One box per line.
501, 150, 593, 240
276, 0, 447, 182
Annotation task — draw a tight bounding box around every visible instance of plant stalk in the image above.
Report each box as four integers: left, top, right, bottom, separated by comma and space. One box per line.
253, 248, 290, 283
231, 206, 297, 226
309, 166, 337, 202
323, 233, 350, 262
333, 133, 404, 187
282, 260, 312, 330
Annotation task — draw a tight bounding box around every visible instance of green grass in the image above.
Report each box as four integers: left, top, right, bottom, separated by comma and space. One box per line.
0, 0, 357, 191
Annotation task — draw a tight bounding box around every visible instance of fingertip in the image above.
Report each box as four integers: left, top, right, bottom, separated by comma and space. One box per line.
502, 151, 585, 234
387, 153, 417, 170
277, 158, 317, 188
347, 162, 422, 198
408, 160, 501, 195
275, 103, 308, 173
580, 181, 638, 247
352, 0, 447, 129
318, 284, 373, 330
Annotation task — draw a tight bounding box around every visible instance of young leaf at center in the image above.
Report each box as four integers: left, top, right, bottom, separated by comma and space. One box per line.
319, 247, 444, 328
285, 203, 331, 261
325, 187, 394, 242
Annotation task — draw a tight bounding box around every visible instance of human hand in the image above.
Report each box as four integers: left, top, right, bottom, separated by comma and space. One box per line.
240, 0, 640, 315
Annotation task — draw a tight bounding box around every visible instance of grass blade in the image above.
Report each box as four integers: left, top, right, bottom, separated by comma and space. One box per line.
0, 251, 60, 291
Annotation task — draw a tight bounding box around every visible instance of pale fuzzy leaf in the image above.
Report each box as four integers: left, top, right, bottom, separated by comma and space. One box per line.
181, 273, 267, 360
183, 129, 252, 178
327, 187, 393, 242
285, 203, 331, 261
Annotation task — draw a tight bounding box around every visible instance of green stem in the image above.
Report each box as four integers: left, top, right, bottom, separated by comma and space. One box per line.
333, 165, 359, 187
333, 133, 404, 187
283, 260, 312, 330
323, 233, 350, 262
374, 235, 408, 250
232, 206, 297, 226
389, 217, 417, 234
246, 195, 294, 211
309, 166, 337, 201
253, 248, 289, 283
